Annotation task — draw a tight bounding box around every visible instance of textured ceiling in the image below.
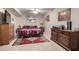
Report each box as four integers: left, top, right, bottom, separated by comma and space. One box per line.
4, 8, 21, 16
17, 8, 54, 17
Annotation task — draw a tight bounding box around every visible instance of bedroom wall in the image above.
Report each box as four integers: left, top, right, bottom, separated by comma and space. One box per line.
14, 16, 44, 29
43, 8, 67, 40
43, 8, 79, 40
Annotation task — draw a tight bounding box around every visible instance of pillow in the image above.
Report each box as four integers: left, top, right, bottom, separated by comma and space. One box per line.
23, 26, 30, 28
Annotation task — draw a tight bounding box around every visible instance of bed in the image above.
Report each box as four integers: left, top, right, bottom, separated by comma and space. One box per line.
16, 26, 44, 38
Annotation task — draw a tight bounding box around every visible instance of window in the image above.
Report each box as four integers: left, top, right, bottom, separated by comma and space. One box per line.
27, 16, 36, 22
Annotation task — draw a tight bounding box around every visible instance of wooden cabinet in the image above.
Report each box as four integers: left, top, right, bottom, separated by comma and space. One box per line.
51, 28, 79, 51
0, 23, 14, 45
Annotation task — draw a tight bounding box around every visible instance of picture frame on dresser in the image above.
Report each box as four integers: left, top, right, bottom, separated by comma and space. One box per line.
58, 8, 71, 21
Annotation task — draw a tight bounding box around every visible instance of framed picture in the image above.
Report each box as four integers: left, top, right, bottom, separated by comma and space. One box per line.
46, 15, 49, 21
58, 8, 71, 21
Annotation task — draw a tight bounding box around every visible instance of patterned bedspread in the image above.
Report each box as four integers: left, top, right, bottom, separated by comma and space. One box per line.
17, 28, 41, 37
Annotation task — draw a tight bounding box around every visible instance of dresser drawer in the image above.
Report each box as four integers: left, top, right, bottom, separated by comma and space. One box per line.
58, 33, 69, 48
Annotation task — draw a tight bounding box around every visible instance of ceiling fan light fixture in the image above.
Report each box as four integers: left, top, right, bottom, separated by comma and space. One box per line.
32, 8, 40, 14
33, 10, 38, 14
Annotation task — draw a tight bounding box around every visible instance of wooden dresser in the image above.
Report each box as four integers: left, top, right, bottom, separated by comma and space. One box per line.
0, 23, 14, 45
51, 28, 79, 51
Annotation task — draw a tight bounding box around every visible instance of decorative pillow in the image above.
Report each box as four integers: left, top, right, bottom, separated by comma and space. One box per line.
30, 26, 37, 28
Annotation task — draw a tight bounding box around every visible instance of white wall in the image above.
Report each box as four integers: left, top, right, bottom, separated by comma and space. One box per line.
0, 8, 5, 13
71, 8, 79, 30
43, 8, 67, 40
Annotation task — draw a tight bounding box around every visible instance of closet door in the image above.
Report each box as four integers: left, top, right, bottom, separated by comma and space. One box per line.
0, 26, 3, 45
0, 24, 9, 45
